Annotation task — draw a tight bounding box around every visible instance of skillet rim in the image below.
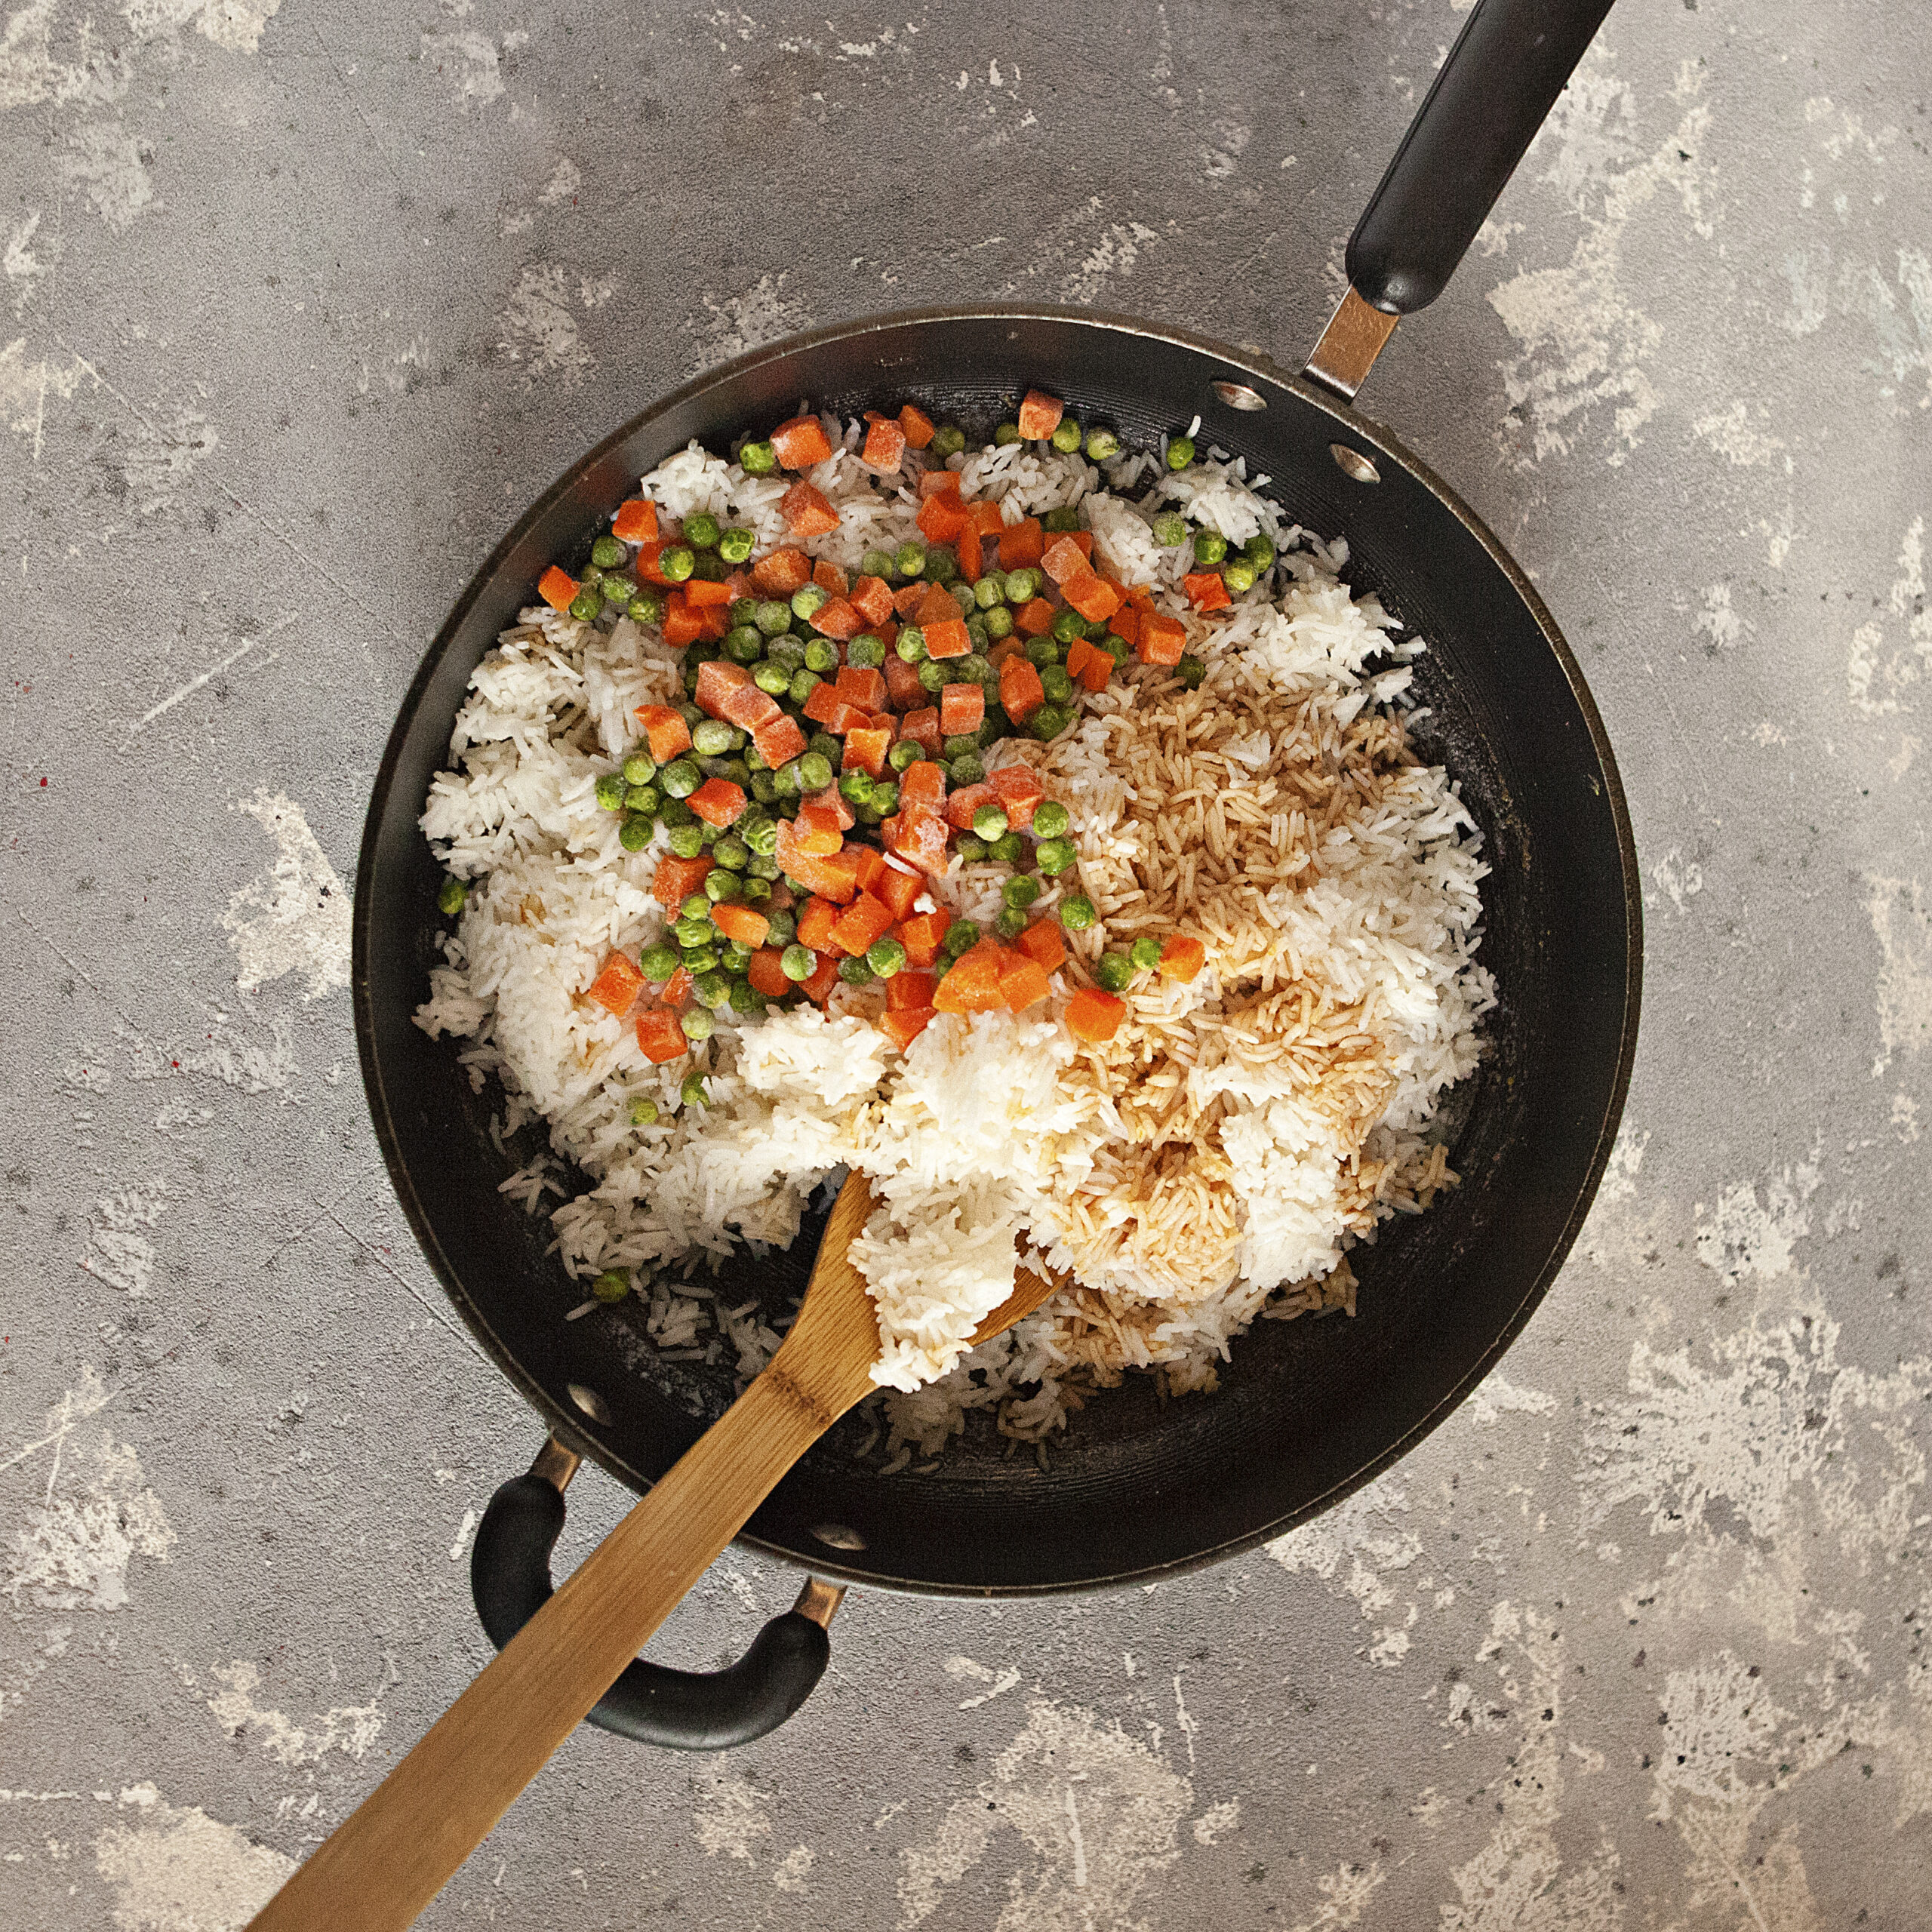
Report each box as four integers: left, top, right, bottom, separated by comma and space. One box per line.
351, 302, 1643, 1596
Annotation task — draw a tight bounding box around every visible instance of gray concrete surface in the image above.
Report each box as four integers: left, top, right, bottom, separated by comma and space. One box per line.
5, 2, 1930, 1926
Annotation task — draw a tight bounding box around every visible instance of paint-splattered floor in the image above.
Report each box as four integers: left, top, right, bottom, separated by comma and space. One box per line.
5, 4, 1930, 1927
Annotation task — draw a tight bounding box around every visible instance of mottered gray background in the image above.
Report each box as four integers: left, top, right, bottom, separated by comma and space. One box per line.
4, 2, 1930, 1926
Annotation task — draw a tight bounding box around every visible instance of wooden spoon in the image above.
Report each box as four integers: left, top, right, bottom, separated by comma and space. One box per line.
248, 1170, 1062, 1932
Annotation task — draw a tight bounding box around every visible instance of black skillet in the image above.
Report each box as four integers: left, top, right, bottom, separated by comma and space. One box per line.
352, 0, 1637, 1749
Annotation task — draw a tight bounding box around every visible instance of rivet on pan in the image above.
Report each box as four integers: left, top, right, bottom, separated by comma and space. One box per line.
566, 1381, 613, 1426
813, 1522, 868, 1552
1211, 380, 1268, 412
1330, 443, 1381, 484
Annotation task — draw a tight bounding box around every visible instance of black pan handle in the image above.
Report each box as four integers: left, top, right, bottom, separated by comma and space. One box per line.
1307, 0, 1615, 398
470, 1439, 844, 1749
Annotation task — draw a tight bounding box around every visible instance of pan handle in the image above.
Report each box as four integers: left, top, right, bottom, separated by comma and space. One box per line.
469, 1438, 843, 1750
1306, 0, 1615, 398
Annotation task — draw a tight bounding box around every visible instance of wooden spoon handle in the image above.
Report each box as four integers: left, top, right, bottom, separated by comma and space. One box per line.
248, 1371, 829, 1932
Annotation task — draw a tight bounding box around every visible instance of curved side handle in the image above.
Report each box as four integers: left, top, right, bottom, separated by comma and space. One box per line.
472, 1448, 842, 1751
1306, 0, 1616, 398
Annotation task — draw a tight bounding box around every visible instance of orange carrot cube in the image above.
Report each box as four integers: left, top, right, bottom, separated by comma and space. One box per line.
753, 714, 808, 770
635, 1007, 689, 1063
944, 780, 996, 830
915, 493, 969, 543
685, 577, 734, 608
862, 412, 906, 472
875, 863, 923, 922
748, 948, 792, 998
651, 854, 712, 909
781, 481, 841, 537
720, 682, 781, 733
813, 558, 850, 595
886, 968, 938, 1011
1138, 611, 1188, 666
1062, 568, 1121, 625
884, 654, 926, 709
998, 952, 1052, 1012
1017, 389, 1064, 441
900, 760, 947, 811
987, 764, 1044, 828
898, 403, 936, 450
688, 777, 747, 826
809, 595, 863, 641
800, 952, 842, 1004
1183, 571, 1232, 611
1015, 920, 1066, 975
709, 902, 770, 949
538, 565, 578, 611
849, 575, 895, 629
998, 517, 1044, 571
1158, 934, 1207, 983
828, 891, 895, 958
844, 724, 893, 778
611, 499, 659, 543
1065, 986, 1126, 1043
661, 592, 706, 648
635, 704, 692, 764
1015, 597, 1056, 636
900, 709, 943, 756
835, 665, 888, 713
797, 896, 844, 953
771, 415, 834, 469
586, 950, 645, 1017
999, 656, 1045, 723
749, 546, 812, 596
898, 910, 948, 968
924, 617, 970, 660
940, 684, 985, 735
694, 658, 752, 717
878, 1005, 937, 1049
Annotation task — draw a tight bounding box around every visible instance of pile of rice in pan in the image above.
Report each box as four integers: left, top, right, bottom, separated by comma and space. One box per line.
416, 392, 1493, 1462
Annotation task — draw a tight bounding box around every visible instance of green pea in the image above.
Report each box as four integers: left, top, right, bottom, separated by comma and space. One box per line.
592, 534, 626, 570
764, 909, 796, 947
678, 892, 709, 921
860, 547, 897, 580
984, 607, 1014, 641
1050, 418, 1082, 453
964, 616, 990, 652
771, 759, 803, 798
601, 580, 637, 614
660, 545, 695, 582
1179, 654, 1207, 690
681, 945, 721, 975
1152, 511, 1189, 547
687, 968, 725, 1008
678, 511, 718, 552
1190, 530, 1226, 568
943, 919, 981, 956
788, 586, 825, 623
672, 915, 712, 947
619, 815, 654, 852
1084, 428, 1121, 461
1222, 558, 1257, 595
798, 751, 833, 792
998, 569, 1032, 603
1024, 800, 1066, 840
838, 771, 872, 804
726, 629, 765, 666
926, 545, 959, 584
623, 785, 660, 817
1029, 704, 1069, 741
714, 836, 750, 873
1003, 875, 1041, 911
895, 540, 928, 577
719, 527, 755, 564
917, 658, 948, 693
580, 565, 606, 591
783, 669, 816, 708
1026, 635, 1060, 668
956, 653, 991, 688
954, 832, 988, 863
689, 551, 730, 583
750, 661, 788, 697
629, 592, 666, 624
972, 804, 1008, 840
804, 638, 838, 673
569, 588, 601, 621
990, 831, 1025, 865
742, 818, 779, 858
838, 954, 875, 986
930, 426, 968, 458
897, 626, 928, 663
743, 876, 773, 907
437, 874, 468, 915
679, 1067, 710, 1104
590, 1269, 631, 1303
938, 734, 975, 763
753, 600, 792, 636
640, 943, 679, 981
1048, 608, 1082, 645
887, 738, 921, 774
966, 576, 998, 612
1035, 837, 1076, 875
681, 663, 703, 696
1131, 935, 1164, 971
739, 440, 777, 475
667, 824, 706, 860
768, 635, 807, 670
1166, 435, 1195, 471
848, 633, 886, 669
595, 773, 625, 811
1244, 532, 1277, 571
1095, 952, 1135, 992
690, 719, 732, 757
1100, 632, 1134, 663
1059, 894, 1097, 931
872, 782, 900, 816
1044, 506, 1083, 535
993, 422, 1021, 446
718, 757, 752, 787
994, 906, 1028, 940
706, 872, 744, 906
629, 1095, 659, 1127
1041, 666, 1074, 706
774, 942, 812, 982
866, 937, 907, 978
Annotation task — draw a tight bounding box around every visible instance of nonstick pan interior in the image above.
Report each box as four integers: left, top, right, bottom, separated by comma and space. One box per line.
354, 309, 1640, 1595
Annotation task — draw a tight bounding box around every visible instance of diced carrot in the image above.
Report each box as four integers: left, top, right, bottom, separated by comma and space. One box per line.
651, 854, 713, 909
886, 968, 938, 1012
1064, 637, 1096, 683
659, 966, 694, 1011
709, 902, 771, 948
1015, 920, 1066, 975
899, 402, 936, 449
801, 681, 843, 729
998, 518, 1043, 570
635, 1006, 689, 1063
697, 602, 730, 643
688, 777, 748, 826
694, 659, 753, 718
810, 595, 863, 641
828, 891, 895, 958
723, 569, 754, 603
900, 759, 947, 811
1017, 389, 1064, 440
1062, 567, 1121, 625
878, 1006, 937, 1050
933, 938, 1009, 1013
898, 909, 948, 968
843, 723, 893, 778
814, 786, 857, 830
901, 708, 943, 756
835, 665, 888, 713
781, 480, 841, 537
1158, 934, 1207, 983
881, 806, 949, 874
813, 558, 850, 595
826, 700, 871, 736
891, 583, 924, 619
753, 714, 808, 769
771, 414, 834, 469
1109, 605, 1141, 647
538, 565, 578, 611
797, 895, 844, 954
986, 764, 1044, 828
916, 492, 969, 543
849, 575, 895, 629
634, 540, 677, 586
1183, 571, 1232, 611
958, 524, 983, 583
945, 780, 996, 830
1041, 534, 1087, 586
924, 617, 970, 660
635, 704, 692, 764
749, 546, 812, 596
848, 845, 888, 895
660, 592, 705, 648
586, 950, 645, 1017
801, 952, 842, 1004
875, 863, 922, 922
918, 468, 963, 500
1015, 596, 1056, 637
1078, 647, 1114, 692
861, 412, 906, 472
998, 952, 1053, 1013
611, 499, 659, 543
1065, 986, 1126, 1043
792, 798, 846, 854
719, 682, 781, 732
883, 654, 926, 709
747, 947, 792, 998
999, 655, 1046, 723
1138, 611, 1188, 666
940, 683, 985, 736
909, 583, 955, 628
685, 577, 734, 609
784, 846, 860, 905
968, 501, 1004, 537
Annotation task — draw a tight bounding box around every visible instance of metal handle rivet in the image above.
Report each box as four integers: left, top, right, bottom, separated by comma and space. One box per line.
1330, 444, 1382, 484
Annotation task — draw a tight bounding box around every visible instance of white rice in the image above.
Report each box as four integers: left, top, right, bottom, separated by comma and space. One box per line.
416, 414, 1491, 1450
